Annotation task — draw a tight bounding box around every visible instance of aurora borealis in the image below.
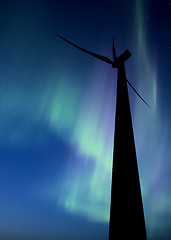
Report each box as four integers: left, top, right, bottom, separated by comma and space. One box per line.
0, 0, 171, 239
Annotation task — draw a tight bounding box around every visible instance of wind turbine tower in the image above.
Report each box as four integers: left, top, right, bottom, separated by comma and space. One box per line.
57, 34, 147, 239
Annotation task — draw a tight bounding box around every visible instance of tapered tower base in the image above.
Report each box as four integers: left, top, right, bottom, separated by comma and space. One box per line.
108, 65, 147, 239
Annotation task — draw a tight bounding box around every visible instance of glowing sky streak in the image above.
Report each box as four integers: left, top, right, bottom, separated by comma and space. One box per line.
133, 1, 171, 239
54, 70, 115, 222
0, 1, 170, 239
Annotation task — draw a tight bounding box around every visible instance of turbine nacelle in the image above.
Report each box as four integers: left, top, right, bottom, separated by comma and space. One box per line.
112, 37, 132, 68
112, 50, 132, 68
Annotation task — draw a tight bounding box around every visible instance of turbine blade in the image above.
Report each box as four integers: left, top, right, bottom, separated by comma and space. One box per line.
113, 36, 117, 62
126, 79, 151, 108
56, 34, 113, 65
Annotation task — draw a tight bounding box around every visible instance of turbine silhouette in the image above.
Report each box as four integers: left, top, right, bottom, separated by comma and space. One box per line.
57, 34, 147, 239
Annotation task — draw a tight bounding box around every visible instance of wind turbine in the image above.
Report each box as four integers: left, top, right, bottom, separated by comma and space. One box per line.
56, 34, 147, 239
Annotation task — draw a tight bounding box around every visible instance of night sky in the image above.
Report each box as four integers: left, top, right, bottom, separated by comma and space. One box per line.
0, 0, 171, 239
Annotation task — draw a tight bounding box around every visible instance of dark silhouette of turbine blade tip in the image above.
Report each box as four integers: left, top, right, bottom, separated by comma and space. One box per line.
113, 36, 117, 62
56, 34, 113, 65
126, 79, 151, 108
